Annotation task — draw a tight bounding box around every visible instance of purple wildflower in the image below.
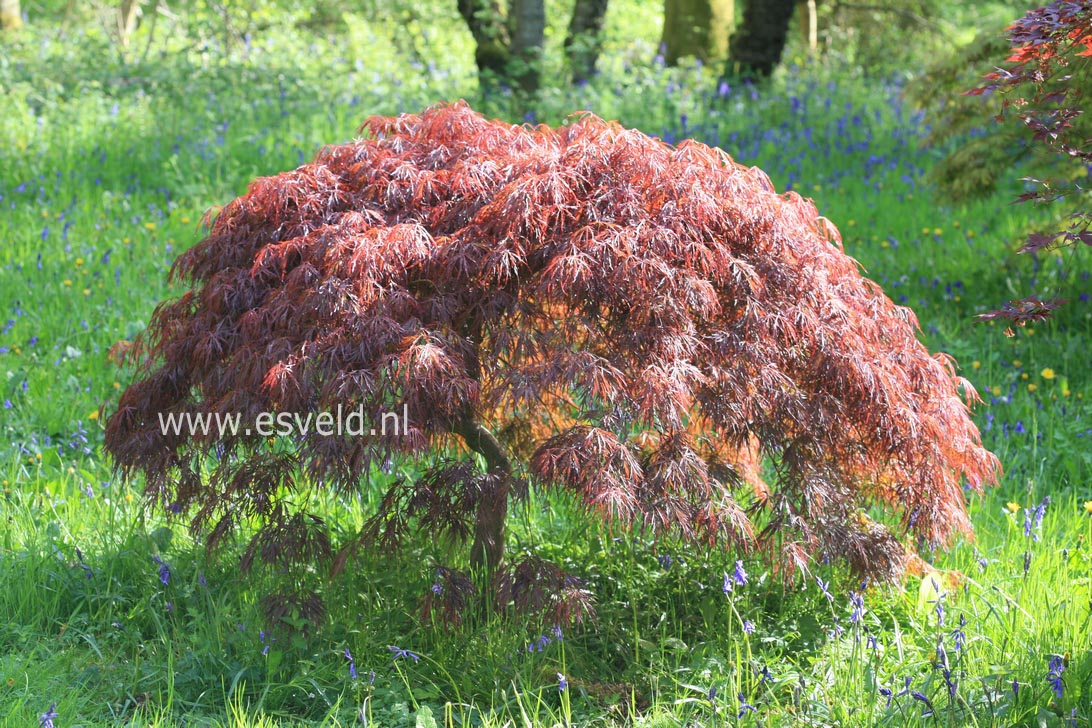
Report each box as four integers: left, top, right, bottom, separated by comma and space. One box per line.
816, 577, 834, 602
1047, 655, 1066, 700
951, 614, 966, 652
911, 691, 934, 717
743, 620, 755, 634
558, 673, 568, 692
39, 704, 58, 728
344, 648, 358, 679
737, 693, 757, 718
388, 645, 420, 663
732, 560, 748, 587
849, 592, 864, 624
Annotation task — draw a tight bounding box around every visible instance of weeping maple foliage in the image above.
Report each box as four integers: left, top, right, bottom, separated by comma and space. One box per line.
106, 102, 999, 622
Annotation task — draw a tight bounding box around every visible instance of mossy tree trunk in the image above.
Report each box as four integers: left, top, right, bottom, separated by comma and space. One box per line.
508, 0, 545, 92
457, 0, 545, 93
661, 0, 733, 65
565, 0, 609, 83
729, 0, 795, 77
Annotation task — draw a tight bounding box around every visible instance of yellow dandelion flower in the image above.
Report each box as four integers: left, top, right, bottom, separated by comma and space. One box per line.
75, 257, 84, 266
1041, 368, 1055, 380
63, 279, 72, 286
881, 240, 890, 248
180, 216, 191, 224
83, 289, 90, 296
1021, 373, 1029, 380
88, 410, 99, 420
991, 386, 1001, 396
144, 222, 157, 231
125, 493, 134, 503
933, 228, 943, 236
972, 361, 981, 370
1084, 501, 1092, 515
921, 227, 930, 234
113, 382, 121, 389
1027, 383, 1037, 392
1006, 502, 1020, 514
1012, 360, 1022, 368
967, 230, 975, 238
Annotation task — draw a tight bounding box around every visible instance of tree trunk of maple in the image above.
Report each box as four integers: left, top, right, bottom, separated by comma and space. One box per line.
456, 413, 512, 574
661, 0, 733, 65
508, 0, 545, 92
0, 0, 22, 31
729, 0, 795, 77
565, 0, 609, 83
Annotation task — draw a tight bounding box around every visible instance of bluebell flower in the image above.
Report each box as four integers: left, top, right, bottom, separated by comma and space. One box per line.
911, 691, 934, 717
707, 685, 717, 702
737, 693, 757, 718
722, 571, 733, 595
1012, 678, 1019, 697
951, 614, 966, 651
388, 645, 420, 663
879, 687, 893, 707
658, 553, 673, 569
816, 577, 833, 602
743, 620, 755, 634
1047, 655, 1066, 700
732, 560, 748, 587
39, 704, 58, 728
152, 556, 169, 585
557, 673, 568, 692
849, 592, 864, 624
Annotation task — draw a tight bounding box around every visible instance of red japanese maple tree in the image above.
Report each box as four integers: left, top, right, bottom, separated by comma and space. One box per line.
105, 102, 999, 620
967, 1, 1092, 326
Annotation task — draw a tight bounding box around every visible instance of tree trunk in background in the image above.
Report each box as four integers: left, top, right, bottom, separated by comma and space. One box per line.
0, 0, 22, 31
118, 0, 142, 47
457, 0, 512, 84
729, 0, 795, 77
798, 0, 817, 55
508, 0, 545, 92
661, 0, 733, 66
565, 0, 609, 83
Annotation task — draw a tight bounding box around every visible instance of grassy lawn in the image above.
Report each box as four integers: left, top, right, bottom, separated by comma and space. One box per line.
1, 2, 1091, 726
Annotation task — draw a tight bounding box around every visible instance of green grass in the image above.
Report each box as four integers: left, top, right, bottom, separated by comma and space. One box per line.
2, 3, 1092, 726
